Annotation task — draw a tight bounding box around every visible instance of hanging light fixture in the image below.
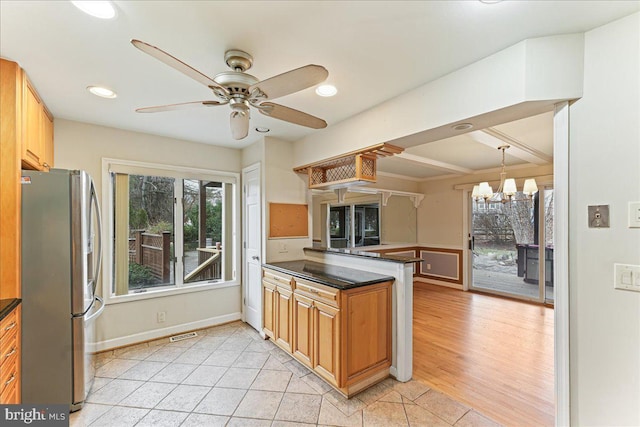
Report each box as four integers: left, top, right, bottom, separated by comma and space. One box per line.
472, 145, 538, 203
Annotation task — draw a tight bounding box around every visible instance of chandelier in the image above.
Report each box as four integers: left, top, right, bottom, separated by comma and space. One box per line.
472, 145, 538, 203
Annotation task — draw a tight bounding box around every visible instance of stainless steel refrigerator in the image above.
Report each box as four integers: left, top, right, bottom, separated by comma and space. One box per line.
21, 169, 104, 411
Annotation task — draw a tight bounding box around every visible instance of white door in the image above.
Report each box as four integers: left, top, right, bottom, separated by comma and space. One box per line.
243, 164, 262, 331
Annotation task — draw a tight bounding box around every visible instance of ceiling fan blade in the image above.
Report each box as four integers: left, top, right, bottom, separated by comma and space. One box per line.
131, 39, 229, 95
258, 102, 327, 129
249, 65, 328, 101
135, 101, 224, 113
230, 110, 250, 140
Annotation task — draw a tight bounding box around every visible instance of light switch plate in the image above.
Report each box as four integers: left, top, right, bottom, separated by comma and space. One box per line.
588, 205, 610, 228
614, 263, 640, 292
629, 202, 640, 228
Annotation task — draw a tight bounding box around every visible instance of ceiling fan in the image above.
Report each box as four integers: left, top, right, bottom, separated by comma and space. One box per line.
131, 39, 329, 140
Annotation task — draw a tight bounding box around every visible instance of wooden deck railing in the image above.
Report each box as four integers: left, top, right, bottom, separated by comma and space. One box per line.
129, 230, 171, 282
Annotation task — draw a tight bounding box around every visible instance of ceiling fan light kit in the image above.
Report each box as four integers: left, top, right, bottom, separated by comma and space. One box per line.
472, 145, 538, 203
71, 1, 117, 19
131, 40, 329, 140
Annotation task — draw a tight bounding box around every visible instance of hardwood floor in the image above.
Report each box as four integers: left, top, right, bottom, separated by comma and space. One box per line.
413, 282, 554, 427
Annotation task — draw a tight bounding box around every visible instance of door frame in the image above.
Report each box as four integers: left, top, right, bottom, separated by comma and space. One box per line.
241, 162, 263, 331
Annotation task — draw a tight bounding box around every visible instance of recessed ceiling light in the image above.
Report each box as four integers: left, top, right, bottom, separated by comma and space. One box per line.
71, 1, 117, 19
452, 123, 473, 131
87, 85, 117, 99
479, 0, 503, 4
315, 84, 337, 97
255, 127, 270, 133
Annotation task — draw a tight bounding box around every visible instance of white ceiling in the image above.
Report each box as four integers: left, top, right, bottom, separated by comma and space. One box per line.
1, 1, 638, 178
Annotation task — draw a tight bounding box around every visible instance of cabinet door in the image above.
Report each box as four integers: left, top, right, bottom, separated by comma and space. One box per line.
343, 285, 391, 383
41, 109, 54, 170
22, 78, 43, 170
292, 293, 314, 367
262, 281, 276, 338
275, 286, 293, 352
313, 300, 340, 386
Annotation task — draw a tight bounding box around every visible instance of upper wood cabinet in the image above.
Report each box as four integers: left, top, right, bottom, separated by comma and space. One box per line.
21, 73, 53, 171
0, 59, 23, 300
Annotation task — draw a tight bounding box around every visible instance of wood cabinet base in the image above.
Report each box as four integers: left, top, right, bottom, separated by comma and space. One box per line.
263, 267, 392, 398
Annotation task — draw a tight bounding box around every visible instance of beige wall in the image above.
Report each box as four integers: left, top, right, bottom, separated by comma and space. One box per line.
54, 119, 243, 349
310, 174, 419, 245
263, 137, 311, 262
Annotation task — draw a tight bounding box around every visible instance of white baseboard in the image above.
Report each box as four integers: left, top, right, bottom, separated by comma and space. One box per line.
414, 276, 463, 290
92, 312, 242, 352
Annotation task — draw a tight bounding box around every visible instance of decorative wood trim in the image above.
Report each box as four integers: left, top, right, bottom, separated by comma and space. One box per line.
366, 246, 464, 285
293, 143, 404, 174
418, 248, 463, 285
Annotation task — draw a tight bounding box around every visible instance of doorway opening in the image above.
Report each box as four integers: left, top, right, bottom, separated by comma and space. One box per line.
469, 186, 555, 303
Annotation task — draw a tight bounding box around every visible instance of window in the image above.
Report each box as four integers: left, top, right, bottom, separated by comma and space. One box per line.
103, 159, 239, 299
329, 203, 380, 248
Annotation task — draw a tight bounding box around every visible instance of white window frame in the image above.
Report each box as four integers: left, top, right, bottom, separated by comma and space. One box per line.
101, 158, 241, 305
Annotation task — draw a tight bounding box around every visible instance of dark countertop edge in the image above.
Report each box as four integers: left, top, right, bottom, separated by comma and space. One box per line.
0, 298, 21, 322
263, 261, 395, 290
304, 247, 422, 264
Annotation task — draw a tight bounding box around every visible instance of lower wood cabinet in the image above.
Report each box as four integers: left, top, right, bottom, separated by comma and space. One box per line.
0, 305, 21, 404
262, 282, 276, 338
262, 270, 293, 353
313, 300, 340, 386
274, 286, 293, 352
292, 293, 313, 367
263, 267, 391, 397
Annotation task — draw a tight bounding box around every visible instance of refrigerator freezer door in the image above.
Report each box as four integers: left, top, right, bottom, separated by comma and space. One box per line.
71, 296, 104, 411
21, 169, 74, 404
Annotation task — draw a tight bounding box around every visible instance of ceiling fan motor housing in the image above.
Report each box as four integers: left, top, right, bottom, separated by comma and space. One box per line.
224, 49, 253, 72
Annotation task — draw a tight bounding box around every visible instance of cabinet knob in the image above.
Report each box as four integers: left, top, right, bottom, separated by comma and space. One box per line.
42, 162, 50, 169
4, 321, 16, 331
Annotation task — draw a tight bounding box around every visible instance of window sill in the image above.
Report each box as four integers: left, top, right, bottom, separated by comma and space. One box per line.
104, 280, 240, 305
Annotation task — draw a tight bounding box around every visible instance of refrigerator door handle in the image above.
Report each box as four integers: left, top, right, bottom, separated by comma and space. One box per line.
90, 181, 103, 295
85, 296, 105, 323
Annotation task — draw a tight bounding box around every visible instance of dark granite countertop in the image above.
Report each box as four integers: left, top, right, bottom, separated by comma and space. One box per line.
0, 298, 21, 322
304, 246, 422, 264
263, 260, 395, 290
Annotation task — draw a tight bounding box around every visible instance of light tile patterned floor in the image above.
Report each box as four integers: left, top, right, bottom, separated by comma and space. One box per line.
71, 321, 501, 427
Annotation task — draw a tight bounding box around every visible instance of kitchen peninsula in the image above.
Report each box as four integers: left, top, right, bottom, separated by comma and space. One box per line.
262, 247, 419, 396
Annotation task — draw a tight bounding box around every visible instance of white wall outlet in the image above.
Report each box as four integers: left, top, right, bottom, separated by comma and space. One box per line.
278, 242, 288, 253
157, 311, 166, 323
426, 263, 432, 270
614, 264, 640, 292
629, 201, 640, 228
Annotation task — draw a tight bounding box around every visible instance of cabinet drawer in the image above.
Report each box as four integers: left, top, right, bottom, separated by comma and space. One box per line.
0, 351, 18, 398
294, 278, 339, 308
0, 377, 18, 404
0, 327, 18, 366
263, 269, 293, 289
0, 309, 18, 341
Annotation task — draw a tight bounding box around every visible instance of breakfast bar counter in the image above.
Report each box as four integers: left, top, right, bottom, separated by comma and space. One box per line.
262, 259, 395, 290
